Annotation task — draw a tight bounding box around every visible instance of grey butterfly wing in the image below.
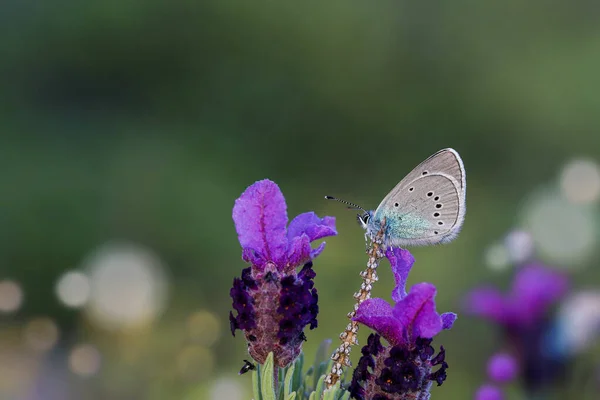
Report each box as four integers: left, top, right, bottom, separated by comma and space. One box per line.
375, 148, 466, 216
410, 148, 465, 192
373, 148, 466, 246
379, 173, 464, 246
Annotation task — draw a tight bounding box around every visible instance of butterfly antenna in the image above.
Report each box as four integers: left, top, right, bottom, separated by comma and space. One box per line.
324, 195, 367, 213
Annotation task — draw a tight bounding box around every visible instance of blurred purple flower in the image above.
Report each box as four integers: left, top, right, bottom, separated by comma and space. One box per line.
487, 353, 518, 383
464, 263, 568, 329
229, 179, 337, 367
465, 263, 570, 395
349, 248, 456, 399
474, 384, 504, 400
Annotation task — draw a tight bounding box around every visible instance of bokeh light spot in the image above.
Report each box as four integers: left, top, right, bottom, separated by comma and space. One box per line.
555, 291, 600, 355
0, 280, 23, 314
83, 242, 169, 331
55, 271, 91, 308
23, 317, 60, 353
503, 230, 534, 264
209, 376, 244, 400
187, 310, 221, 347
484, 243, 510, 271
69, 344, 102, 377
560, 158, 600, 205
521, 189, 596, 267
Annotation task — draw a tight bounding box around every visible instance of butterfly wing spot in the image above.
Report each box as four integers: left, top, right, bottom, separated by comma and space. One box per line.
409, 187, 414, 192
394, 202, 399, 207
434, 231, 439, 234
427, 191, 433, 197
433, 212, 440, 217
434, 196, 440, 201
422, 171, 429, 175
435, 204, 442, 209
438, 221, 443, 225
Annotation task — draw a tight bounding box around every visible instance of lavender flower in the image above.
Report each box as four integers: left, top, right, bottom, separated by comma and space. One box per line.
465, 263, 570, 396
349, 248, 457, 400
465, 263, 568, 330
229, 179, 337, 367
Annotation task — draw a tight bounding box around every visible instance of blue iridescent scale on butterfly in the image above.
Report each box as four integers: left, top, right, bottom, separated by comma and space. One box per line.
369, 209, 431, 242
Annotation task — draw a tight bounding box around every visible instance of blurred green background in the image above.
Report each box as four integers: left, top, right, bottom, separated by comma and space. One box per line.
1, 1, 600, 399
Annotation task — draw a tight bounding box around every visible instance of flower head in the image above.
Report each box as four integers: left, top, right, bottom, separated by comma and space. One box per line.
349, 248, 456, 399
229, 179, 337, 367
464, 263, 568, 329
465, 263, 570, 395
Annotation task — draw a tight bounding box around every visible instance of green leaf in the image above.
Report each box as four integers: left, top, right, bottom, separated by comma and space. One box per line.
252, 363, 261, 400
305, 366, 314, 377
314, 374, 326, 399
292, 353, 304, 395
283, 364, 295, 397
312, 340, 332, 389
315, 339, 332, 365
278, 367, 285, 400
303, 371, 314, 396
284, 392, 297, 400
308, 392, 316, 400
322, 382, 336, 400
316, 359, 334, 384
260, 353, 276, 400
325, 381, 350, 400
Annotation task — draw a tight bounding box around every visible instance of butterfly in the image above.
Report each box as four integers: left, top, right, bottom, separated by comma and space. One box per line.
327, 148, 466, 248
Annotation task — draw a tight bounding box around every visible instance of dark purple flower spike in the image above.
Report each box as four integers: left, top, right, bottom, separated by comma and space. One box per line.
229, 179, 337, 368
349, 248, 457, 399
